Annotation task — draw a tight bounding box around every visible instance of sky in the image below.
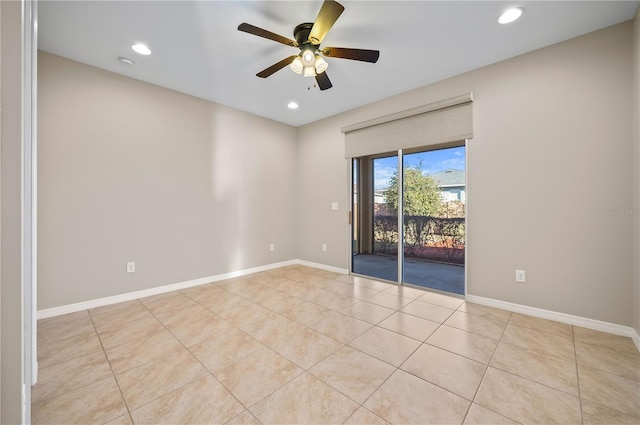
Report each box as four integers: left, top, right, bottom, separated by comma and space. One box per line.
372, 146, 465, 190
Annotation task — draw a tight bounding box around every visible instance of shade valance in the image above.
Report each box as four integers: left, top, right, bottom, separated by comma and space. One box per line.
342, 93, 473, 158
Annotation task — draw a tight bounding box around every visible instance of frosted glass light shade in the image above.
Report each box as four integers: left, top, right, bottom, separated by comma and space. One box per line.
314, 55, 328, 74
290, 56, 303, 74
301, 49, 315, 66
303, 65, 316, 77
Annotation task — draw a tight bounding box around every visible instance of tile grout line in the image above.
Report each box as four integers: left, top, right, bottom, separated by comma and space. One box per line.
141, 297, 258, 424
127, 299, 231, 420
572, 325, 586, 425
181, 278, 351, 420
350, 301, 454, 423
87, 307, 135, 424
461, 308, 514, 424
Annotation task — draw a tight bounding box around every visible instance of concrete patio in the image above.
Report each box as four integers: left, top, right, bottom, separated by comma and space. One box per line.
352, 254, 464, 295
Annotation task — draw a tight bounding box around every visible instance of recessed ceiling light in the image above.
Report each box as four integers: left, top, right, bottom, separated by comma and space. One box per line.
131, 43, 151, 55
498, 7, 524, 24
118, 57, 134, 66
288, 102, 299, 109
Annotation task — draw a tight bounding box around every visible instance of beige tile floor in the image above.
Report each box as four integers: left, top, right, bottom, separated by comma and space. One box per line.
32, 265, 640, 425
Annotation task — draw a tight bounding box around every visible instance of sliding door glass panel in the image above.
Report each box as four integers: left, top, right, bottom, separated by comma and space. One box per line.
402, 147, 465, 294
352, 154, 398, 282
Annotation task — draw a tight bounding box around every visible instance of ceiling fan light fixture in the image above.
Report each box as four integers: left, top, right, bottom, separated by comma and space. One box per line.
303, 65, 316, 77
301, 48, 315, 66
314, 55, 328, 74
498, 7, 524, 24
290, 56, 303, 74
238, 0, 379, 90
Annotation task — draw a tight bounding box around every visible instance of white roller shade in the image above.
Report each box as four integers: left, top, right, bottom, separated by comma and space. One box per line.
342, 93, 473, 158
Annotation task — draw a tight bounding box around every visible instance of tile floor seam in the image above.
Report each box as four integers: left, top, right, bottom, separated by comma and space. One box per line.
485, 353, 580, 398
423, 326, 500, 365
145, 298, 218, 354
345, 339, 401, 370
465, 312, 517, 424
571, 326, 587, 425
31, 352, 116, 406
35, 332, 103, 369
121, 302, 241, 416
482, 364, 585, 409
306, 365, 374, 407
505, 319, 575, 340
228, 345, 307, 410
205, 367, 258, 414
494, 338, 579, 366
456, 310, 508, 423
396, 353, 485, 404
87, 307, 133, 421
464, 402, 520, 425
140, 332, 252, 424
352, 364, 402, 414
576, 361, 640, 384
125, 371, 226, 419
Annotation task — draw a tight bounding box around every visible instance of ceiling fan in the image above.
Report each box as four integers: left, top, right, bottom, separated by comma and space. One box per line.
238, 0, 380, 91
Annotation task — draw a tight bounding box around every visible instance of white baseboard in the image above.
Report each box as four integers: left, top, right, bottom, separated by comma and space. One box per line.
295, 260, 349, 275
37, 263, 640, 353
37, 259, 342, 320
466, 294, 640, 352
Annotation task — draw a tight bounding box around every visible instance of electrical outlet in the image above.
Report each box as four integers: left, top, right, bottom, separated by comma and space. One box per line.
269, 243, 275, 252
127, 261, 136, 273
515, 269, 526, 282
322, 243, 327, 252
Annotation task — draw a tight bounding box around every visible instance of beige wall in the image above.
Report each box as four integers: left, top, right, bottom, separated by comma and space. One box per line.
39, 21, 636, 329
38, 52, 298, 309
297, 22, 635, 326
633, 7, 640, 336
1, 0, 24, 422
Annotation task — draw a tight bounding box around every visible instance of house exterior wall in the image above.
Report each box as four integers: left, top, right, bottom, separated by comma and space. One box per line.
297, 21, 635, 326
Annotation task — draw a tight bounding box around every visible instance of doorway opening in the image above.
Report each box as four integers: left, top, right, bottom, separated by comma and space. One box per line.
351, 145, 465, 294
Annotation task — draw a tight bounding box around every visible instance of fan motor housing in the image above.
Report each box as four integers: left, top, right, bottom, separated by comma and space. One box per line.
294, 23, 318, 48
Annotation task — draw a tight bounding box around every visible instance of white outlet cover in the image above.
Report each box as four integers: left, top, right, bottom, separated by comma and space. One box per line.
331, 202, 338, 211
127, 262, 136, 273
515, 269, 526, 282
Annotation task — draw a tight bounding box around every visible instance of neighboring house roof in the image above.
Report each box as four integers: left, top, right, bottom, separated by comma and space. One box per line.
429, 169, 465, 188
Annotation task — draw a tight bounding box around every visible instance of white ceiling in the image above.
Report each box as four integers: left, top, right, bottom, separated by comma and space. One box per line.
39, 1, 638, 127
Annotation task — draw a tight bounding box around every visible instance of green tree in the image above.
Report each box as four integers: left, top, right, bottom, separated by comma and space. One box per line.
382, 164, 442, 216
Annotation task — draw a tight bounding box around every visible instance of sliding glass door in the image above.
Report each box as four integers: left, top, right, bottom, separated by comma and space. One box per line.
352, 154, 399, 282
352, 145, 465, 294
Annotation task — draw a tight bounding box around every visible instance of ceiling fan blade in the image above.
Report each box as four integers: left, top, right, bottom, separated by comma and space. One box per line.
238, 23, 297, 47
322, 47, 380, 63
256, 56, 298, 78
315, 72, 333, 91
308, 0, 345, 45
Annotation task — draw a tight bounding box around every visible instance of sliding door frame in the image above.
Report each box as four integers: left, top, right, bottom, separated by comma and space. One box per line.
396, 150, 404, 286
349, 143, 468, 294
